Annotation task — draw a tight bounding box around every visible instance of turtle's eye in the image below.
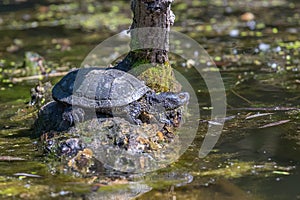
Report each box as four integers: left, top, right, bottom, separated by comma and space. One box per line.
178, 92, 190, 103
179, 94, 185, 99
164, 92, 189, 109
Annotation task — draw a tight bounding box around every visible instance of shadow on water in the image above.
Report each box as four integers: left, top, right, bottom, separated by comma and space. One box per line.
1, 0, 300, 199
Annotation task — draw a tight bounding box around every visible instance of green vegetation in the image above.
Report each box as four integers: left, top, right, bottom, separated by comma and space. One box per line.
0, 0, 300, 199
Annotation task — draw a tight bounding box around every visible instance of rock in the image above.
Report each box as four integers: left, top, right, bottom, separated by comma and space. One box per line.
38, 106, 184, 174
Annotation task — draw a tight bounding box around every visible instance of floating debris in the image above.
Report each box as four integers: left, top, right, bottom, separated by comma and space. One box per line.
240, 12, 255, 21
229, 29, 239, 37
0, 156, 25, 161
272, 171, 290, 175
14, 173, 42, 178
258, 43, 271, 52
245, 112, 274, 120
259, 119, 291, 128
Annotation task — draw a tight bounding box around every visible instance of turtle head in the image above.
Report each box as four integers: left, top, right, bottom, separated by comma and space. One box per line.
154, 92, 190, 110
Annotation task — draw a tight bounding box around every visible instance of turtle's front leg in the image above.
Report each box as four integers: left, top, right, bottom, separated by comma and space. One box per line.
58, 106, 85, 130
157, 113, 173, 126
126, 102, 142, 125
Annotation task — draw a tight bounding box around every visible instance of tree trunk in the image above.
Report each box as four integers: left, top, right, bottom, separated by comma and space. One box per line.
115, 0, 175, 71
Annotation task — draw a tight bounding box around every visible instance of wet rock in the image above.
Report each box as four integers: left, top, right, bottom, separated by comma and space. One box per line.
38, 106, 184, 175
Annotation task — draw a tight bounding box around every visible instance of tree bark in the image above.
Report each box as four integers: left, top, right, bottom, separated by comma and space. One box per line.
115, 0, 175, 71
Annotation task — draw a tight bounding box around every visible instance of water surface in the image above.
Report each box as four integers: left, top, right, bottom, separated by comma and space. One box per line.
1, 0, 300, 199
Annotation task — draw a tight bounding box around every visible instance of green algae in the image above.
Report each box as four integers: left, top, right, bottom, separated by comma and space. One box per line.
0, 0, 300, 199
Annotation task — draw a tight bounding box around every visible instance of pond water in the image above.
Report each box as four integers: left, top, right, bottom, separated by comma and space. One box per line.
1, 0, 300, 199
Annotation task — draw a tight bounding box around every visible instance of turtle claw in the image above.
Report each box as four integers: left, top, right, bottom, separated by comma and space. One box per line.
159, 118, 173, 126
133, 118, 143, 125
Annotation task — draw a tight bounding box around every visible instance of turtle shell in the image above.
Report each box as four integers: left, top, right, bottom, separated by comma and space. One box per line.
52, 68, 150, 108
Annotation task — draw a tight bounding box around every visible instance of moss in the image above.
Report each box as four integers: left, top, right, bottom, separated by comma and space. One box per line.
130, 62, 182, 92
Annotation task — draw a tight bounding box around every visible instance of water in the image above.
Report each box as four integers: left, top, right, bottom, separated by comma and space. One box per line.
1, 0, 300, 199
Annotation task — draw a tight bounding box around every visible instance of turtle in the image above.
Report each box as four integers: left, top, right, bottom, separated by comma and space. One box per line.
51, 68, 189, 129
